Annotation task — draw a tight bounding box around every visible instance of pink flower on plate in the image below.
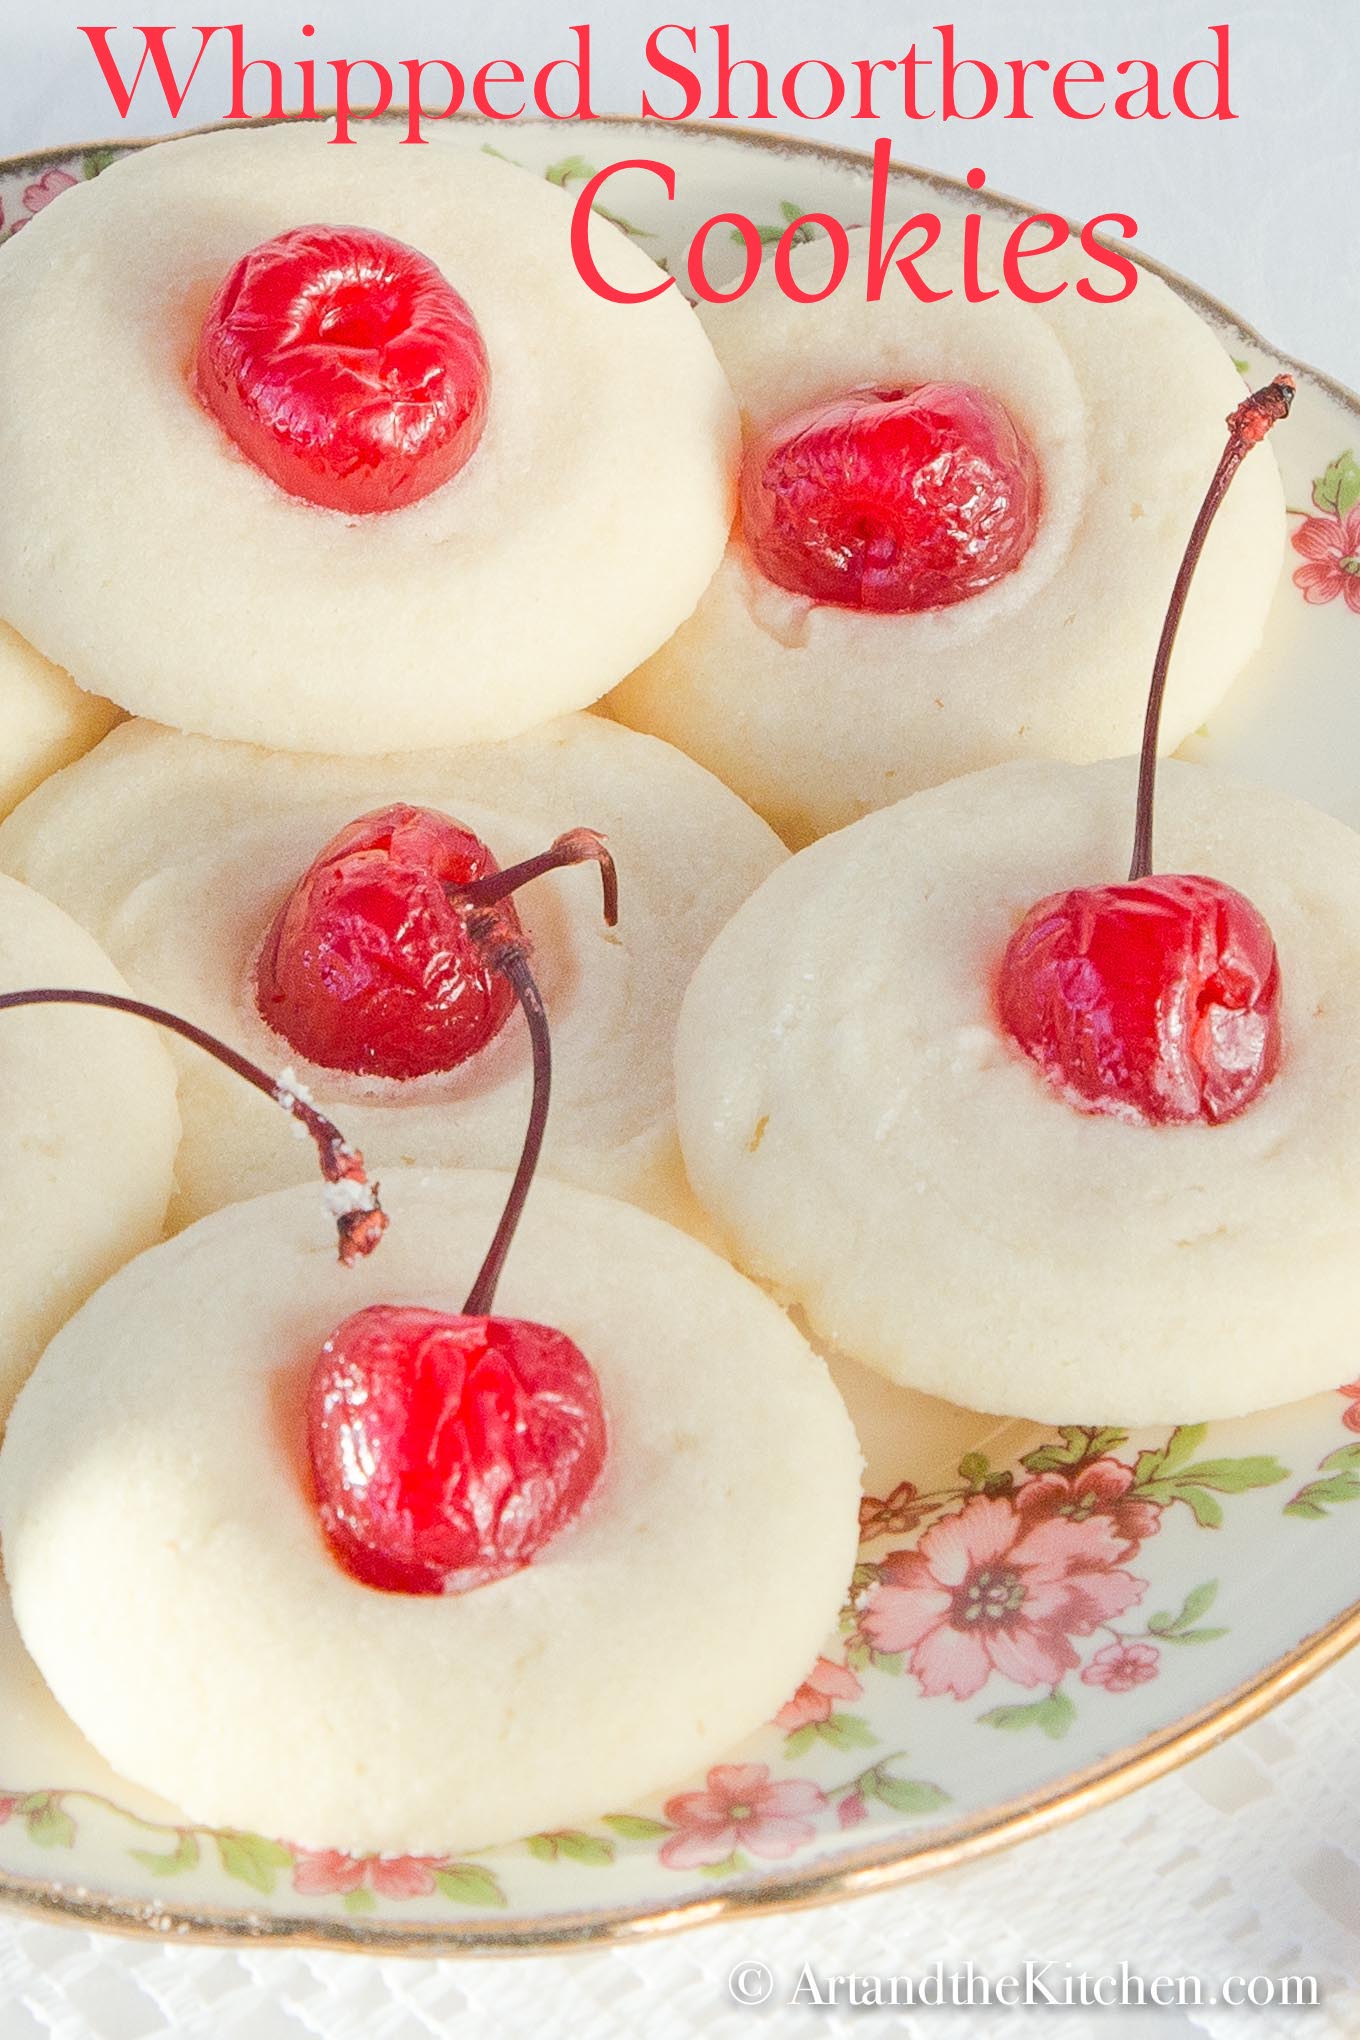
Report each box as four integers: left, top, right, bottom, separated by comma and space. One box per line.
1338, 1381, 1360, 1434
837, 1790, 869, 1830
862, 1493, 1145, 1702
1081, 1640, 1161, 1693
22, 169, 77, 217
291, 1848, 442, 1900
1292, 509, 1360, 614
1015, 1456, 1162, 1555
774, 1655, 863, 1732
660, 1763, 826, 1869
0, 1796, 16, 1826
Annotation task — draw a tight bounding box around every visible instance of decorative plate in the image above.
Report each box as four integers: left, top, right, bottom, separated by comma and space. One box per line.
1, 114, 1359, 1957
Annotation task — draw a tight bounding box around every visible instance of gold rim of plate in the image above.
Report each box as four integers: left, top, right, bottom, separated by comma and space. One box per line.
0, 109, 1356, 1957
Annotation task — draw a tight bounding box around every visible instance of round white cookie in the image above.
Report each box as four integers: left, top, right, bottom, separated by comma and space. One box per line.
0, 620, 118, 821
0, 1168, 862, 1854
676, 758, 1360, 1424
0, 715, 783, 1230
610, 223, 1284, 845
0, 873, 178, 1424
0, 123, 736, 754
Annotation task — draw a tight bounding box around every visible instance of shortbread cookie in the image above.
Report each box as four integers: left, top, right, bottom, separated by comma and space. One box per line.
0, 874, 178, 1422
0, 123, 736, 753
0, 715, 783, 1228
611, 225, 1284, 844
0, 1168, 862, 1853
676, 758, 1360, 1422
0, 621, 118, 820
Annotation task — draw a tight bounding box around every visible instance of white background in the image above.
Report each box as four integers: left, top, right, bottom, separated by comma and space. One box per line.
0, 4, 1358, 2035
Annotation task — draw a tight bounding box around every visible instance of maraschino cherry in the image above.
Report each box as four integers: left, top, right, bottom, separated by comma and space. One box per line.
997, 376, 1295, 1127
256, 808, 616, 1081
196, 225, 490, 515
740, 381, 1041, 611
0, 987, 386, 1263
306, 874, 612, 1596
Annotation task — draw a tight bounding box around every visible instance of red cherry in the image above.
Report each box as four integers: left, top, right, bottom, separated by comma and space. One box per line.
255, 805, 520, 1081
740, 381, 1041, 611
997, 376, 1295, 1130
195, 225, 489, 515
299, 841, 616, 1598
997, 875, 1282, 1126
307, 1305, 607, 1595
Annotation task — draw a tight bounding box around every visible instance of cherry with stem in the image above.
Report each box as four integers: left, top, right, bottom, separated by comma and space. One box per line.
306, 838, 619, 1597
257, 810, 618, 1083
3, 904, 613, 1600
998, 375, 1295, 1129
0, 987, 386, 1263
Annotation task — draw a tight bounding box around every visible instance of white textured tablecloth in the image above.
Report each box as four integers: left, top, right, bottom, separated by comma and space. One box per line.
2, 1647, 1358, 2037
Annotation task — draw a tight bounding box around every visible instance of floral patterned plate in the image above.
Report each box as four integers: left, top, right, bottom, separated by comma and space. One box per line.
2, 114, 1359, 1956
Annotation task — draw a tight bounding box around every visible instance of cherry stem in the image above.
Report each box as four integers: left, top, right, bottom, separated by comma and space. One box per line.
1128, 373, 1295, 883
462, 948, 550, 1318
449, 829, 619, 928
456, 828, 619, 1315
0, 987, 386, 1266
